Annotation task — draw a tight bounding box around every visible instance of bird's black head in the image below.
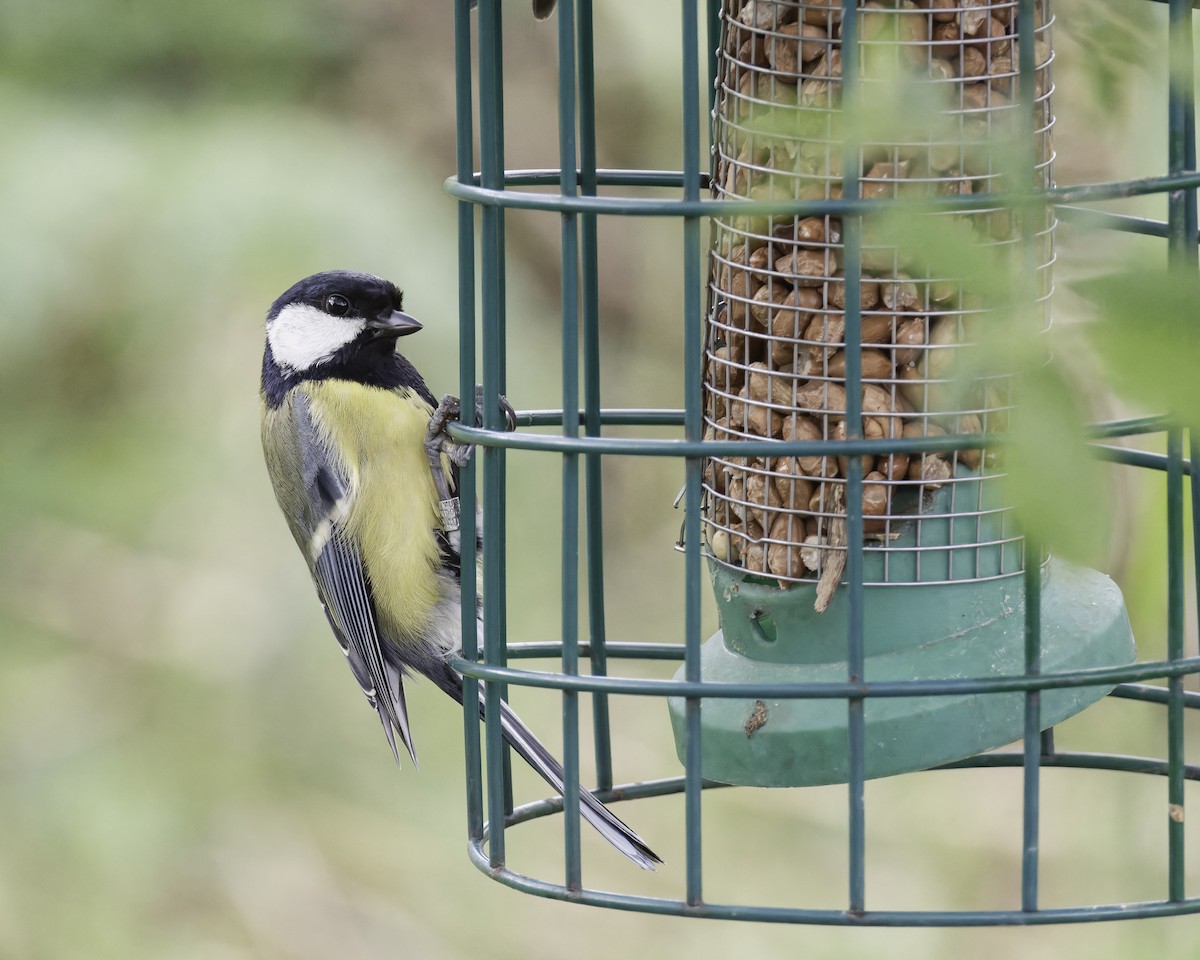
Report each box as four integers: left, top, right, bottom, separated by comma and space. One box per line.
262, 270, 426, 404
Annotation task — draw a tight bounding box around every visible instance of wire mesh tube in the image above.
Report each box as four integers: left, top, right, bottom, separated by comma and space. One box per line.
704, 0, 1055, 587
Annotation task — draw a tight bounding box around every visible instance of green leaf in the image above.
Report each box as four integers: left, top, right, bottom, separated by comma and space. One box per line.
1075, 267, 1200, 423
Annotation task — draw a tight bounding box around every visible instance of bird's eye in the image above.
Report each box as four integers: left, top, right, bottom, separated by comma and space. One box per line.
325, 294, 351, 317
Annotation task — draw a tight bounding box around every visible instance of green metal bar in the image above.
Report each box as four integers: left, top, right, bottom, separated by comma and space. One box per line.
1112, 682, 1200, 709
490, 12, 516, 825
939, 751, 1200, 780
497, 409, 1173, 440
494, 168, 695, 187
576, 0, 614, 795
466, 842, 1200, 926
462, 184, 1188, 243
444, 170, 1200, 218
478, 0, 509, 867
1017, 0, 1042, 914
557, 0, 583, 891
1040, 727, 1056, 759
497, 647, 1200, 705
1087, 415, 1174, 438
464, 167, 1200, 210
514, 407, 686, 427
838, 0, 866, 915
707, 0, 720, 119
448, 423, 999, 457
446, 653, 1200, 699
1166, 427, 1186, 901
498, 746, 1200, 836
504, 640, 688, 660
453, 0, 483, 846
1168, 0, 1199, 270
681, 0, 704, 910
1056, 206, 1174, 240
1165, 0, 1195, 899
1192, 428, 1200, 698
1168, 0, 1196, 896
466, 736, 1200, 925
1092, 445, 1195, 476
1021, 539, 1042, 912
495, 749, 1200, 835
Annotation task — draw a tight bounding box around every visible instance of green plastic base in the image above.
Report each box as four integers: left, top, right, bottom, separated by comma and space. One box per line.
668, 559, 1135, 787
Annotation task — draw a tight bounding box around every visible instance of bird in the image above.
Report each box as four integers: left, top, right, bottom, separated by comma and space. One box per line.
259, 270, 660, 870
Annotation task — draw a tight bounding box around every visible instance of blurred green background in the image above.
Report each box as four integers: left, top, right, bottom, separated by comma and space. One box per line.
0, 1, 1197, 958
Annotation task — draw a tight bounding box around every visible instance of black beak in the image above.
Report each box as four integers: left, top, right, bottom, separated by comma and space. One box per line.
366, 309, 423, 338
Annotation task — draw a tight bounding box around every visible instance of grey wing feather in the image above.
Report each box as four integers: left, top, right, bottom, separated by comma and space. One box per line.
291, 391, 419, 767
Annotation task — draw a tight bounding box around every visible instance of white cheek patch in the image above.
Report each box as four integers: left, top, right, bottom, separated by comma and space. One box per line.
267, 303, 365, 373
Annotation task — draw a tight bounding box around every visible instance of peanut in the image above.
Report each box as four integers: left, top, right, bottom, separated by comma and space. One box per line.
775, 246, 837, 285
827, 348, 893, 379
782, 413, 839, 477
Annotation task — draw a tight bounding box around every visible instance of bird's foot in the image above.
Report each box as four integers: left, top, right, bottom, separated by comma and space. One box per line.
425, 390, 516, 470
425, 395, 473, 468
473, 385, 517, 432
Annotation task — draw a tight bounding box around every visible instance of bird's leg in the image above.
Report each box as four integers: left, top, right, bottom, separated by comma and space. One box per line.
424, 391, 516, 533
425, 395, 469, 532
426, 394, 474, 470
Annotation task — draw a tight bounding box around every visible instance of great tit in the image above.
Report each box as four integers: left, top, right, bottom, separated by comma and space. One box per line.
259, 270, 660, 870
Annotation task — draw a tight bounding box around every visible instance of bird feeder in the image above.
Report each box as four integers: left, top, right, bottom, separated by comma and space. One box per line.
446, 0, 1200, 926
665, 0, 1135, 786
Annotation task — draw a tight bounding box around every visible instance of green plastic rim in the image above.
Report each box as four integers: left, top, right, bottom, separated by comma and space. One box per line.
667, 559, 1136, 787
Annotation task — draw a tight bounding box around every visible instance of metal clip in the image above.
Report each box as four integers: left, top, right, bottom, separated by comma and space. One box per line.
439, 497, 462, 533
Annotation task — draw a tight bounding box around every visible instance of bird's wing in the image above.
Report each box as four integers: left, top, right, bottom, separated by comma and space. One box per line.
290, 390, 419, 767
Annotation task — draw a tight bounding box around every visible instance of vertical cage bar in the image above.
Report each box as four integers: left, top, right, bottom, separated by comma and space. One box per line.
577, 0, 614, 794
1021, 537, 1042, 912
1040, 728, 1055, 759
705, 0, 720, 118
453, 0, 484, 845
838, 0, 866, 915
1191, 430, 1200, 672
1017, 0, 1043, 915
1167, 0, 1198, 269
682, 0, 705, 910
479, 0, 509, 866
557, 0, 584, 889
1015, 0, 1041, 292
1165, 0, 1193, 898
488, 9, 516, 823
1166, 426, 1185, 901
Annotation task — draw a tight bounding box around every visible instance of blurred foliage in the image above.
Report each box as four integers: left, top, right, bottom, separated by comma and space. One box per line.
1054, 0, 1157, 118
0, 1, 1197, 959
866, 200, 1117, 565
0, 0, 354, 103
1078, 266, 1200, 422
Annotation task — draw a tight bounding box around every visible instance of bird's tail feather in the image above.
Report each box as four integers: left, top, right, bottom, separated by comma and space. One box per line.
382, 659, 419, 768
419, 661, 661, 869
494, 696, 662, 870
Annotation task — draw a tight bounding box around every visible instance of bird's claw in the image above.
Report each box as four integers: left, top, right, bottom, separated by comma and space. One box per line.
473, 385, 517, 432
425, 389, 516, 471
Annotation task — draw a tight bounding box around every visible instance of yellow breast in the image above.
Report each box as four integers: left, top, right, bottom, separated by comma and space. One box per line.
302, 379, 445, 641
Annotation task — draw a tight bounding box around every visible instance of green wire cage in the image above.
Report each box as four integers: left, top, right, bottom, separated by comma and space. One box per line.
444, 0, 1199, 925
